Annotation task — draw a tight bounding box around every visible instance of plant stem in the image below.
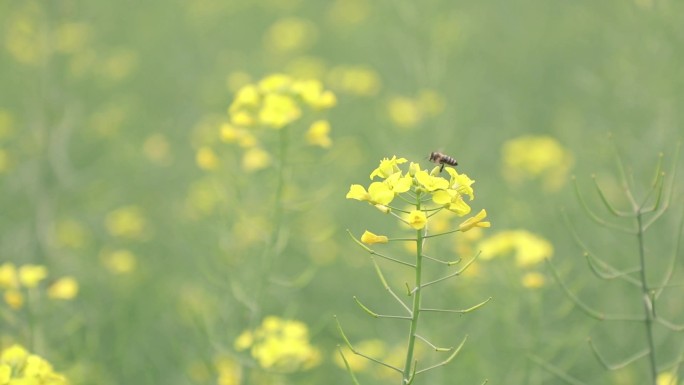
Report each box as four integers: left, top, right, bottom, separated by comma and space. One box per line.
403, 193, 424, 384
252, 127, 288, 325
636, 211, 658, 384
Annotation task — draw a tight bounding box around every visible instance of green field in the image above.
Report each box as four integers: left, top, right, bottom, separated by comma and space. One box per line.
1, 0, 684, 384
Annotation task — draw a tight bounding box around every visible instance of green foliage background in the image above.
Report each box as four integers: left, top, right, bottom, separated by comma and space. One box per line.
1, 0, 683, 384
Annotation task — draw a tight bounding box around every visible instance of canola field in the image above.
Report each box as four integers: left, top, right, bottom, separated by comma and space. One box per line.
1, 1, 684, 384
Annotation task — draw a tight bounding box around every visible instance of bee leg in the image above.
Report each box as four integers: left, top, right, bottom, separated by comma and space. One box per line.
439, 163, 445, 173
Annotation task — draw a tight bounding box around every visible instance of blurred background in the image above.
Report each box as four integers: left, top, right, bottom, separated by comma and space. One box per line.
1, 0, 683, 384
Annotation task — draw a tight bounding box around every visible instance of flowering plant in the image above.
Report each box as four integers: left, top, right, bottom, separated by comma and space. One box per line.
339, 155, 491, 384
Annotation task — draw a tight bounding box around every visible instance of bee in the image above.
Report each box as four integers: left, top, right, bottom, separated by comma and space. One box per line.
429, 151, 458, 172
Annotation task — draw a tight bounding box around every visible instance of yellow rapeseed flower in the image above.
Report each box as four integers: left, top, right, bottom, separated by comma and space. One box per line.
369, 156, 408, 180
502, 135, 574, 191
4, 290, 23, 309
0, 263, 18, 289
263, 18, 317, 54
306, 120, 332, 148
242, 147, 271, 172
18, 264, 48, 288
196, 146, 219, 170
0, 344, 68, 384
407, 210, 427, 230
458, 209, 490, 232
258, 93, 301, 129
102, 248, 138, 274
47, 277, 79, 300
360, 230, 389, 245
105, 205, 147, 239
521, 272, 545, 289
386, 96, 421, 129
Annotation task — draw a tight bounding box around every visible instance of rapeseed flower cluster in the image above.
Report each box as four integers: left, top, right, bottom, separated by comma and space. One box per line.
234, 316, 321, 373
502, 135, 574, 191
217, 74, 337, 172
0, 344, 68, 384
478, 230, 553, 288
0, 263, 78, 309
346, 156, 489, 233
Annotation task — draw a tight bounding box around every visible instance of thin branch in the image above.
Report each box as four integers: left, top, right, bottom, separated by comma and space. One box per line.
334, 316, 403, 373
423, 254, 461, 265
591, 175, 633, 217
656, 316, 684, 332
639, 172, 665, 214
583, 252, 641, 286
421, 297, 492, 314
370, 257, 412, 314
353, 296, 412, 320
587, 338, 649, 370
572, 176, 635, 234
414, 334, 453, 352
421, 252, 481, 289
643, 143, 681, 229
655, 205, 684, 299
545, 259, 645, 322
561, 209, 640, 287
336, 346, 362, 385
528, 355, 587, 385
347, 230, 415, 268
415, 335, 468, 375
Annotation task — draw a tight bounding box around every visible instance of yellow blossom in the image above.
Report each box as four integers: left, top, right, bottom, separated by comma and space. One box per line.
459, 210, 490, 232
383, 172, 412, 194
4, 290, 23, 309
18, 264, 48, 288
360, 230, 389, 245
502, 135, 574, 191
326, 65, 380, 96
445, 168, 475, 200
478, 230, 553, 266
415, 170, 449, 191
387, 96, 421, 129
196, 146, 219, 170
48, 277, 79, 300
232, 84, 260, 109
346, 184, 370, 201
263, 18, 317, 54
334, 339, 386, 371
234, 330, 253, 351
0, 263, 18, 289
369, 156, 408, 180
258, 93, 301, 128
242, 147, 271, 172
235, 316, 320, 373
257, 74, 293, 93
657, 372, 677, 385
0, 344, 68, 384
229, 110, 256, 127
306, 120, 332, 148
102, 249, 137, 274
407, 210, 427, 230
105, 205, 147, 239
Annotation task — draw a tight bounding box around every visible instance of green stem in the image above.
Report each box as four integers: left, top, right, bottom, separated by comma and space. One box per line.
403, 193, 424, 384
252, 127, 288, 324
636, 212, 658, 384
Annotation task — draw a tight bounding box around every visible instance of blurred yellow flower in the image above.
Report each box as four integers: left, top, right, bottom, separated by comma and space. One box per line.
657, 372, 677, 385
306, 120, 332, 148
215, 356, 242, 385
4, 290, 24, 309
0, 344, 68, 384
48, 277, 79, 300
196, 146, 219, 170
55, 219, 89, 249
102, 249, 137, 274
98, 48, 138, 81
18, 264, 48, 288
521, 272, 545, 289
235, 316, 320, 372
416, 89, 445, 117
478, 230, 553, 267
0, 110, 15, 140
0, 263, 19, 289
327, 65, 381, 96
143, 133, 172, 165
105, 205, 147, 239
327, 0, 371, 26
242, 147, 271, 172
502, 135, 574, 191
258, 93, 301, 128
55, 22, 90, 54
334, 339, 386, 371
360, 230, 388, 245
0, 149, 10, 174
407, 210, 427, 230
263, 17, 317, 54
5, 6, 46, 66
386, 96, 421, 129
